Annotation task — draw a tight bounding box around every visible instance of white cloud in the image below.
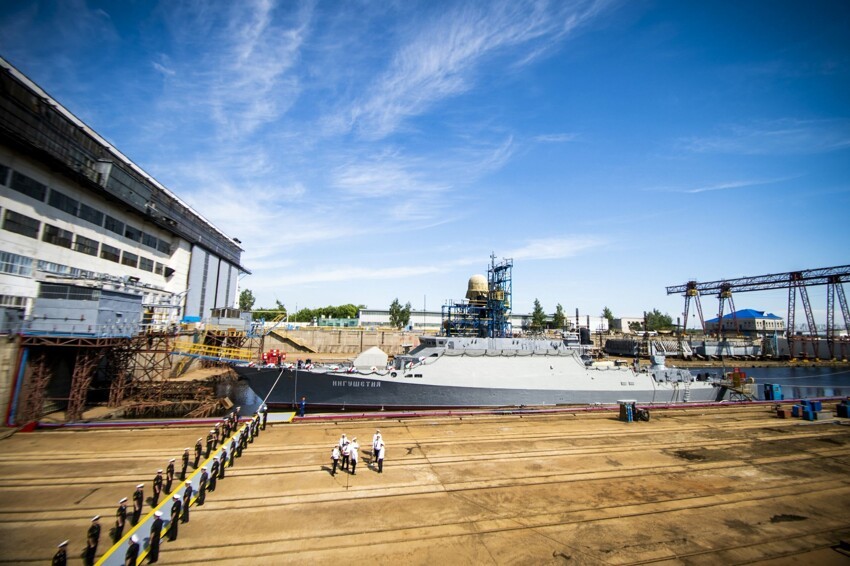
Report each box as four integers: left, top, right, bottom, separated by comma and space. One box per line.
647, 177, 794, 194
507, 236, 605, 260
344, 0, 607, 139
534, 133, 579, 143
680, 119, 850, 155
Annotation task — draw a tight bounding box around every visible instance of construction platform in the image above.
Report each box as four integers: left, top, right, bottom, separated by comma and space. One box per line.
1, 404, 849, 564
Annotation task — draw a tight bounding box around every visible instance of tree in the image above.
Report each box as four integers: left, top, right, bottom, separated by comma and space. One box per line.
552, 304, 566, 330
388, 298, 412, 329
645, 308, 673, 331
602, 306, 614, 331
239, 289, 255, 311
530, 299, 547, 332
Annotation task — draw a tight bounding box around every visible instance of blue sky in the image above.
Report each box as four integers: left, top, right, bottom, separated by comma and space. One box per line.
1, 0, 848, 328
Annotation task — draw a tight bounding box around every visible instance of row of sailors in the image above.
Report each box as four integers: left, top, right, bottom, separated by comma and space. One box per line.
52, 406, 268, 565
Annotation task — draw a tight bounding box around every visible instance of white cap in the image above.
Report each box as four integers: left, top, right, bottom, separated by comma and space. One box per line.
58, 540, 68, 548
155, 511, 162, 517
173, 494, 180, 500
119, 497, 127, 504
157, 469, 162, 473
136, 484, 144, 488
91, 515, 100, 521
131, 535, 138, 543
197, 438, 202, 441
169, 458, 175, 463
185, 447, 190, 451
185, 480, 191, 485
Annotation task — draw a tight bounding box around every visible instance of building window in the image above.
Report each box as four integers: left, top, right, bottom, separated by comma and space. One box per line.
47, 190, 79, 216
42, 224, 73, 248
142, 232, 158, 249
9, 171, 47, 201
121, 251, 138, 268
139, 257, 154, 272
3, 210, 40, 238
100, 243, 120, 263
0, 294, 27, 307
104, 215, 124, 236
38, 283, 98, 301
124, 225, 142, 242
156, 239, 171, 254
37, 260, 72, 275
78, 202, 104, 226
73, 235, 99, 256
0, 163, 9, 186
154, 262, 164, 275
0, 251, 34, 276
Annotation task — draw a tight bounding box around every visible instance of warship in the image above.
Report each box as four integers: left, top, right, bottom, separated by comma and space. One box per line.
235, 258, 729, 409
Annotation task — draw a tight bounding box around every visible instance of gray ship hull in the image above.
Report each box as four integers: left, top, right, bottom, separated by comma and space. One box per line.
237, 366, 727, 410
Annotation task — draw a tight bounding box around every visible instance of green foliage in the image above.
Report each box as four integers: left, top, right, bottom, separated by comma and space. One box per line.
291, 304, 361, 323
530, 298, 547, 332
388, 298, 412, 329
248, 302, 362, 322
645, 308, 673, 331
628, 309, 674, 332
239, 289, 256, 311
602, 306, 614, 330
552, 303, 566, 330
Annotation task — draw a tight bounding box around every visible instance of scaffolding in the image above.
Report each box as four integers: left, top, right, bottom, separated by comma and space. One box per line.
15, 335, 132, 424
442, 256, 513, 338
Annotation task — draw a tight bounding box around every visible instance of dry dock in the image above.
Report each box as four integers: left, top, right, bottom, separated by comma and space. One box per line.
1, 405, 850, 564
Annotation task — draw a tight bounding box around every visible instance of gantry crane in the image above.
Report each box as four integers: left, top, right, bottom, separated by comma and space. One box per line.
667, 265, 850, 358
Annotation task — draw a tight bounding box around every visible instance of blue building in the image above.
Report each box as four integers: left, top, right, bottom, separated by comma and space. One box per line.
705, 309, 785, 336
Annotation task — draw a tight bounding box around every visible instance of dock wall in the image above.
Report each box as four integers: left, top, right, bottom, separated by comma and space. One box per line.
264, 329, 421, 357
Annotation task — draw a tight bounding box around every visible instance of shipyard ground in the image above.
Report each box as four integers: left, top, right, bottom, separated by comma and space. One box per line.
1, 405, 850, 565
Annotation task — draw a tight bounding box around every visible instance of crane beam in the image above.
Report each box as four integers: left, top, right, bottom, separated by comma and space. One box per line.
666, 265, 850, 295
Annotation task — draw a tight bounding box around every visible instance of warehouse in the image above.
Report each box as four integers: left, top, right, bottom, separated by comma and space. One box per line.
0, 56, 248, 331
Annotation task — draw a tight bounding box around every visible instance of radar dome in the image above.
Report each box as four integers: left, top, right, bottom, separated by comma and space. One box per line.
466, 274, 488, 302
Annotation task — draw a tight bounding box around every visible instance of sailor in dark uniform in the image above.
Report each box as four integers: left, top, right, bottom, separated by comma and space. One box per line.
261, 404, 268, 429
197, 466, 208, 505
194, 438, 203, 468
205, 431, 214, 458
148, 511, 163, 563
52, 540, 68, 566
219, 446, 227, 478
180, 447, 189, 480
181, 480, 192, 523
167, 494, 181, 541
113, 498, 127, 542
152, 470, 163, 506
131, 484, 144, 526
84, 515, 100, 566
165, 458, 175, 493
125, 534, 139, 566
229, 438, 236, 467
209, 456, 219, 491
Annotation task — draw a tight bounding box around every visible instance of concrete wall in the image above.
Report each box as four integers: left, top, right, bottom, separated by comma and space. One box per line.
265, 328, 421, 357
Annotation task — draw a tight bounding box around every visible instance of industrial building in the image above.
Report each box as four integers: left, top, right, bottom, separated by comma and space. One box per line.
0, 56, 247, 331
705, 309, 785, 337
0, 57, 248, 425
